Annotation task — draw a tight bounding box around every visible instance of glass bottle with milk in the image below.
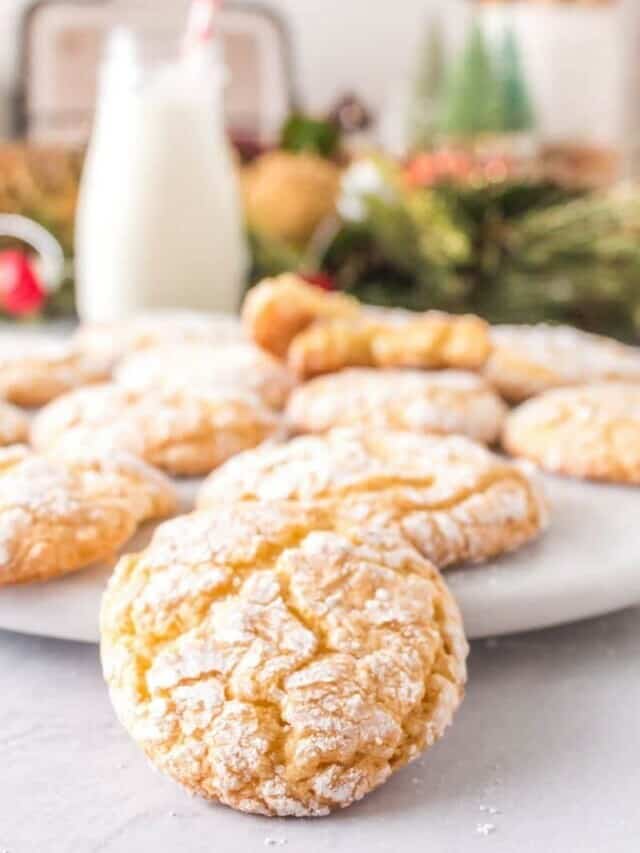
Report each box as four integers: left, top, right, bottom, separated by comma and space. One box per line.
75, 11, 248, 322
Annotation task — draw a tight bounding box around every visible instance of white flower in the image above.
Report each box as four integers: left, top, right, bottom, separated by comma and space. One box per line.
338, 161, 392, 223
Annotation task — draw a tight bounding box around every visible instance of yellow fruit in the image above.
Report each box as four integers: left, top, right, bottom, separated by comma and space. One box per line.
242, 151, 340, 245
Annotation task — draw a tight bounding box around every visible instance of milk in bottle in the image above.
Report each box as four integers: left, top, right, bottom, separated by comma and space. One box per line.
75, 8, 247, 321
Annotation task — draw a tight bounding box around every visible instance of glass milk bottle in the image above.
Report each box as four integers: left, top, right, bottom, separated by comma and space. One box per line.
75, 21, 248, 322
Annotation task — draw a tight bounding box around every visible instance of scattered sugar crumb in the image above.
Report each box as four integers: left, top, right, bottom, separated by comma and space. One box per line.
476, 823, 496, 836
264, 839, 287, 847
479, 805, 501, 815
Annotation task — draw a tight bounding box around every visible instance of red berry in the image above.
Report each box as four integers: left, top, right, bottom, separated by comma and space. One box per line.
300, 271, 336, 292
0, 250, 46, 315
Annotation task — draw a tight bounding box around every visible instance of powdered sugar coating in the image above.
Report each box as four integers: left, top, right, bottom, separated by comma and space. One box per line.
73, 310, 245, 368
503, 382, 640, 483
198, 428, 548, 569
485, 324, 640, 402
115, 342, 296, 410
0, 400, 29, 445
0, 334, 110, 406
101, 501, 467, 816
0, 445, 176, 585
32, 383, 279, 477
286, 368, 507, 444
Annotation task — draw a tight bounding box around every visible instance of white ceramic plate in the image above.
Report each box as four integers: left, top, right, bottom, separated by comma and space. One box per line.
0, 473, 638, 643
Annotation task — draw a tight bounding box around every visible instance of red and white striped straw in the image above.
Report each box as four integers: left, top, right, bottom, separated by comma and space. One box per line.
183, 0, 224, 51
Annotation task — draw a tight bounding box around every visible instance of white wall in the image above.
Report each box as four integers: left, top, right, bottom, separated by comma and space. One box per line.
481, 2, 640, 149
264, 0, 448, 112
1, 0, 639, 148
269, 0, 640, 159
0, 0, 446, 137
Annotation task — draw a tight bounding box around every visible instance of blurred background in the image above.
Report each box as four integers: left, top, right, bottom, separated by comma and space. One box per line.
1, 0, 640, 340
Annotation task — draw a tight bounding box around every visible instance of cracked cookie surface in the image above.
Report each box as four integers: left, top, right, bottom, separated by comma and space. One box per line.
0, 400, 29, 445
101, 501, 467, 816
286, 368, 507, 444
0, 334, 110, 407
198, 429, 548, 569
485, 324, 640, 402
32, 383, 279, 477
503, 383, 640, 484
0, 445, 176, 585
115, 342, 296, 410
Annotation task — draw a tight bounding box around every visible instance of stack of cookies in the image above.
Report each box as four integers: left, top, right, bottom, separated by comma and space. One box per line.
1, 275, 638, 817
245, 274, 640, 487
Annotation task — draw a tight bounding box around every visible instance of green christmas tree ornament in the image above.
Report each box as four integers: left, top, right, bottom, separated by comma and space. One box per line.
499, 28, 535, 134
438, 19, 503, 139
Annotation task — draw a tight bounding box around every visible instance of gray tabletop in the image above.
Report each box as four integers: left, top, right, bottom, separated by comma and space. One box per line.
1, 609, 639, 853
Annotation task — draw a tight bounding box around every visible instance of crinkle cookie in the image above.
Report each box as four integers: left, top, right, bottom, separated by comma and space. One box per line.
0, 334, 110, 407
0, 401, 29, 446
31, 383, 279, 477
502, 383, 640, 484
242, 275, 491, 377
198, 428, 548, 569
115, 342, 296, 410
73, 310, 244, 368
0, 445, 176, 586
242, 274, 360, 358
485, 324, 640, 402
101, 501, 467, 816
286, 368, 507, 444
366, 308, 491, 371
286, 311, 490, 379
